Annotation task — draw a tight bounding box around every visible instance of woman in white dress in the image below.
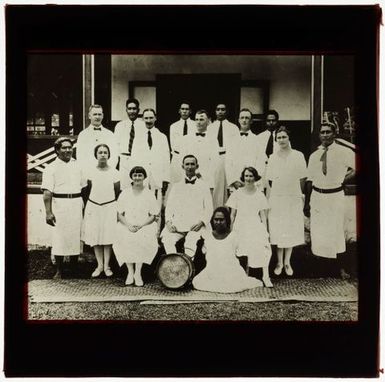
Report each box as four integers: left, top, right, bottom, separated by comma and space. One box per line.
226, 167, 273, 287
192, 207, 262, 293
113, 166, 159, 286
266, 126, 307, 277
82, 144, 120, 278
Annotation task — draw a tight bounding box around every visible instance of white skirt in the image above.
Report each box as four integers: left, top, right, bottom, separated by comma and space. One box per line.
82, 201, 117, 247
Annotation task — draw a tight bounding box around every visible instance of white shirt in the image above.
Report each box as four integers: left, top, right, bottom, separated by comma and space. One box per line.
256, 129, 279, 158
307, 142, 355, 189
179, 131, 219, 188
165, 177, 213, 232
226, 130, 267, 185
207, 119, 239, 154
41, 158, 87, 193
114, 118, 146, 155
76, 125, 118, 172
169, 118, 195, 155
130, 126, 171, 189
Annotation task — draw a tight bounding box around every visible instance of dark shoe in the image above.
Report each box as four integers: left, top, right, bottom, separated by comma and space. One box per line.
53, 271, 62, 280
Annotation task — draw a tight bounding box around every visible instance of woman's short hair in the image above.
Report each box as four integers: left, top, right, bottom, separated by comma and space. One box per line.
240, 166, 261, 182
129, 166, 147, 179
54, 137, 73, 154
210, 207, 231, 230
275, 126, 291, 140
94, 143, 111, 159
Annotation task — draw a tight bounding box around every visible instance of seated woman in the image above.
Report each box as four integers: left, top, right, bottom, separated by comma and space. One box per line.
113, 166, 159, 287
82, 144, 120, 278
192, 207, 262, 293
226, 167, 273, 287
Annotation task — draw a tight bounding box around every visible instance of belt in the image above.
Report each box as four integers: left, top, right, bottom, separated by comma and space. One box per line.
172, 150, 180, 155
120, 153, 131, 157
313, 186, 343, 194
53, 193, 81, 199
89, 198, 116, 206
219, 151, 226, 156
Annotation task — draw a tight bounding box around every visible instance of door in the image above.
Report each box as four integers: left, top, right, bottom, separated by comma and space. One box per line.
156, 74, 241, 137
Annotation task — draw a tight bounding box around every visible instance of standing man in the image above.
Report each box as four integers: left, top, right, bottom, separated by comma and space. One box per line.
76, 104, 118, 173
41, 138, 87, 279
208, 103, 239, 207
257, 109, 280, 158
169, 102, 195, 183
161, 155, 213, 258
131, 108, 170, 201
179, 109, 219, 193
304, 122, 356, 277
226, 108, 266, 190
114, 98, 146, 189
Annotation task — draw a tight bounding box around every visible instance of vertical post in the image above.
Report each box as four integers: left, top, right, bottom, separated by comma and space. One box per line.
82, 54, 94, 130
311, 55, 323, 151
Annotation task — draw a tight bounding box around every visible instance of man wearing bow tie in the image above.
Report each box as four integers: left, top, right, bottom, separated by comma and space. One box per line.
169, 102, 196, 183
226, 108, 266, 190
130, 108, 170, 200
114, 98, 146, 189
161, 155, 213, 258
304, 123, 355, 272
179, 110, 219, 191
76, 104, 118, 173
208, 103, 239, 208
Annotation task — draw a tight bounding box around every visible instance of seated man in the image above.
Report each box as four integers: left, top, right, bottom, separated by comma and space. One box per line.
161, 155, 213, 258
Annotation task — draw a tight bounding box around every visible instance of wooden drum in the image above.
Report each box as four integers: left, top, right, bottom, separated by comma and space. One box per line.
156, 253, 195, 289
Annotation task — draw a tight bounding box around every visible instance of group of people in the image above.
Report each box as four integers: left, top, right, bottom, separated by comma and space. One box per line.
41, 98, 356, 293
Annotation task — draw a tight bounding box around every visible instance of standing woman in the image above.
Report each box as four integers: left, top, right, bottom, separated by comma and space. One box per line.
82, 144, 120, 278
266, 126, 307, 276
113, 166, 159, 286
226, 167, 273, 287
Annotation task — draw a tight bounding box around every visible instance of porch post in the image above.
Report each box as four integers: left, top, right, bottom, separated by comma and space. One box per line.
311, 55, 323, 151
82, 54, 94, 129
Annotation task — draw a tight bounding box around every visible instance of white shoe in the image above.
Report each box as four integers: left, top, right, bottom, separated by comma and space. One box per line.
91, 268, 103, 278
284, 264, 294, 276
262, 277, 273, 288
125, 273, 134, 286
134, 274, 144, 287
104, 268, 113, 277
274, 264, 283, 276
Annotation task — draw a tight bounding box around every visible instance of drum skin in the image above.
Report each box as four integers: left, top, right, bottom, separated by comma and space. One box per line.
156, 253, 195, 289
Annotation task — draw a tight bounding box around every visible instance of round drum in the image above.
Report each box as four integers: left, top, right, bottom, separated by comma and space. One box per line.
156, 253, 195, 289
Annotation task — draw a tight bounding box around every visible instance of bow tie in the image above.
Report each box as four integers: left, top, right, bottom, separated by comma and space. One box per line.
240, 132, 248, 136
185, 178, 196, 184
196, 132, 206, 137
93, 127, 102, 131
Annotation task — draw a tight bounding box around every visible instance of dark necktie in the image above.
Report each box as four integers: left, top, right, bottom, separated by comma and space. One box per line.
147, 130, 153, 150
265, 130, 274, 157
183, 120, 188, 136
240, 132, 248, 137
196, 132, 206, 137
128, 121, 135, 154
185, 178, 196, 184
320, 146, 328, 175
147, 130, 152, 150
217, 120, 223, 147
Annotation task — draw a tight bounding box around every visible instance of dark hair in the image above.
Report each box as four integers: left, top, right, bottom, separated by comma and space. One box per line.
88, 104, 103, 113
266, 109, 279, 120
195, 109, 209, 118
240, 166, 261, 182
94, 143, 110, 159
142, 108, 157, 117
182, 154, 198, 165
210, 207, 231, 230
239, 108, 253, 117
125, 98, 140, 109
216, 103, 227, 109
180, 102, 191, 109
54, 137, 73, 154
320, 122, 337, 133
129, 166, 147, 180
275, 126, 291, 140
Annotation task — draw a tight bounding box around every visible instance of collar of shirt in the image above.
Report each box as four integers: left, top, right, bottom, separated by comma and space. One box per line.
88, 124, 104, 131
185, 176, 197, 183
318, 141, 336, 151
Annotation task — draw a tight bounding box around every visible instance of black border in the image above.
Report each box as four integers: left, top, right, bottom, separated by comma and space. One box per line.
5, 5, 381, 377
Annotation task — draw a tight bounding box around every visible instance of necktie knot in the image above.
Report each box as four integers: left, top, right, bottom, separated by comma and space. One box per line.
196, 132, 206, 137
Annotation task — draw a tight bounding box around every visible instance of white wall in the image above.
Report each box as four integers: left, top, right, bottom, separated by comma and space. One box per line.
111, 55, 311, 121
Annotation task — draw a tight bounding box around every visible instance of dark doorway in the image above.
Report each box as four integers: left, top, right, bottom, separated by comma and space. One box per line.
156, 74, 241, 138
